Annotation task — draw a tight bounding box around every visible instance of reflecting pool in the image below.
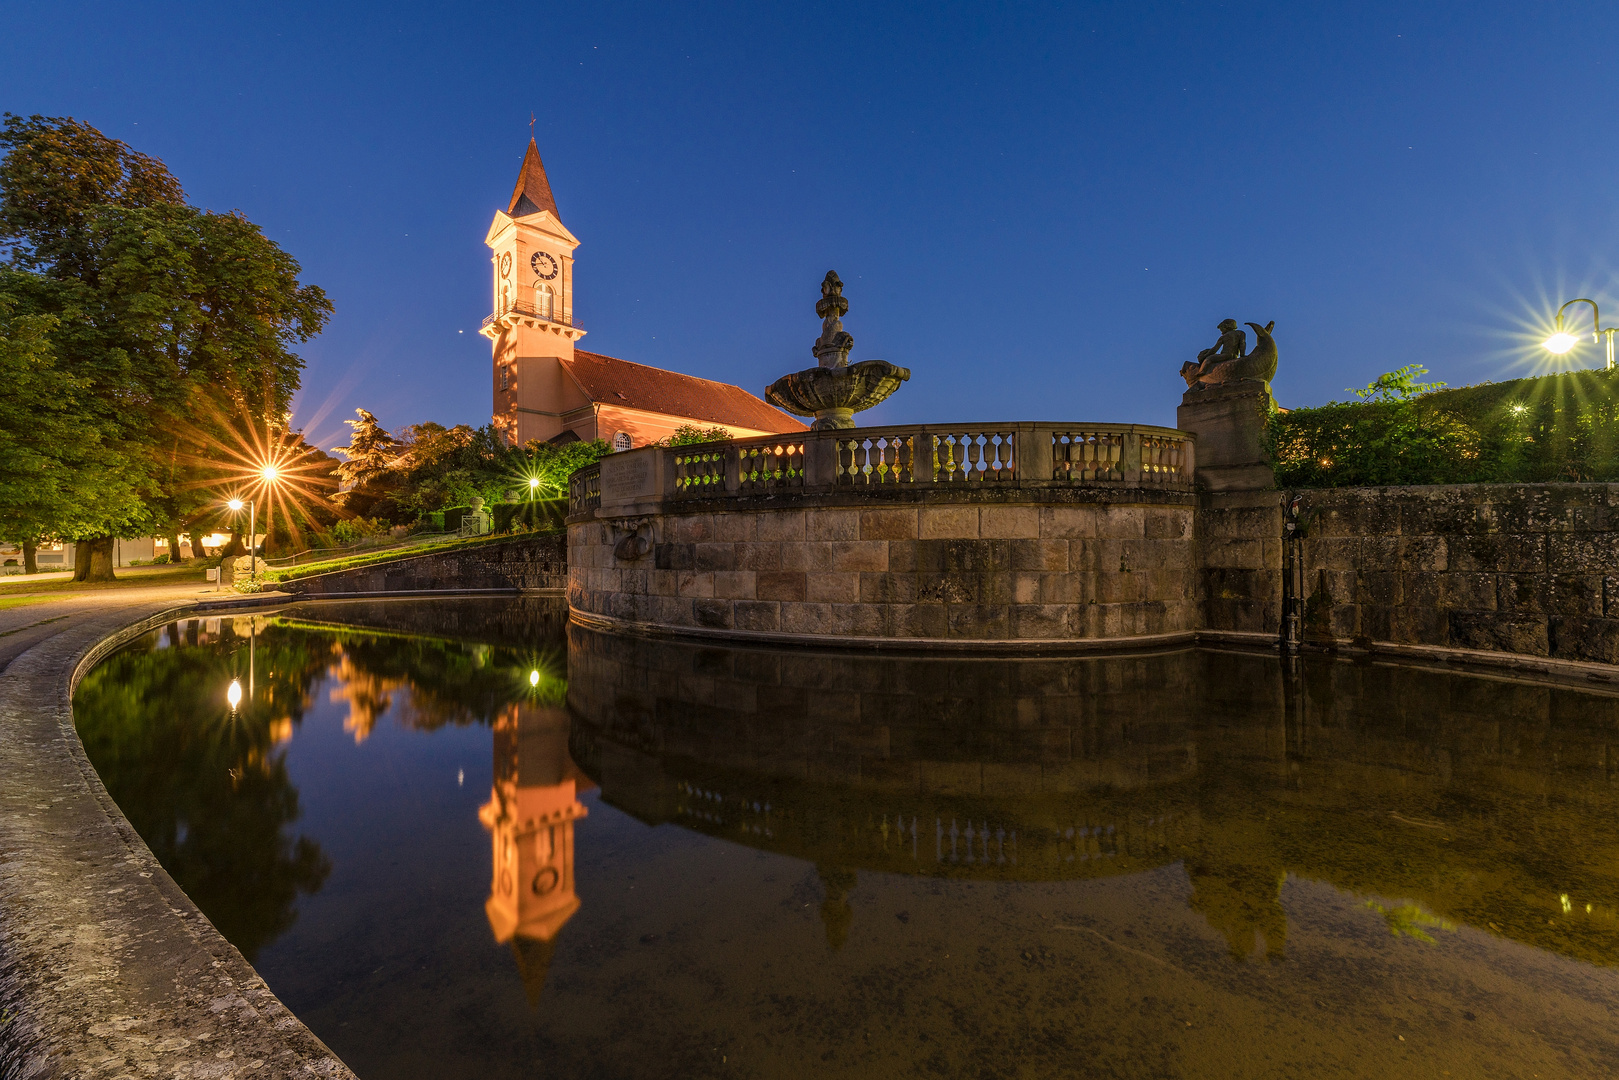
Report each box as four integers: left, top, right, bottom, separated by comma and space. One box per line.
74, 597, 1619, 1078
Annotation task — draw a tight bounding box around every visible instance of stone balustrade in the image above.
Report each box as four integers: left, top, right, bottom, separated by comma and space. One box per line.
564, 421, 1199, 647
568, 422, 1194, 517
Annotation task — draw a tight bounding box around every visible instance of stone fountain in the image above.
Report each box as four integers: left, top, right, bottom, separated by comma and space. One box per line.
765, 272, 910, 430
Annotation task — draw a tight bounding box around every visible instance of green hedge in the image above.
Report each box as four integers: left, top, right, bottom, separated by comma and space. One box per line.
492, 498, 565, 533
1268, 368, 1619, 487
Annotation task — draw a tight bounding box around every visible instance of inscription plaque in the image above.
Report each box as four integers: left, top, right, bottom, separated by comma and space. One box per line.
600, 450, 655, 505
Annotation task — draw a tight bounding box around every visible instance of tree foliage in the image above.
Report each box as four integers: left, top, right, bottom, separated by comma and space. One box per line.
0, 291, 143, 546
0, 113, 331, 574
328, 413, 610, 527
330, 408, 402, 514
666, 424, 733, 446
1269, 366, 1619, 487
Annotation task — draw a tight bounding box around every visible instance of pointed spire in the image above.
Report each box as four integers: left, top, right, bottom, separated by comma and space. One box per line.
507, 139, 560, 220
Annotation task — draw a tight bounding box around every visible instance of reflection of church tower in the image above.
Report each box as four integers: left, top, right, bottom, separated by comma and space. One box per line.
482, 140, 586, 447
478, 701, 592, 1004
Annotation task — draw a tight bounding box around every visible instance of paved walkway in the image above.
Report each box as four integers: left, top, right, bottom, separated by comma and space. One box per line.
0, 584, 354, 1080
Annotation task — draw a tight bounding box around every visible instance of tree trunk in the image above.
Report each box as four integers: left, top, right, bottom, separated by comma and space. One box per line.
220, 529, 245, 559
22, 538, 37, 575
166, 527, 183, 563
72, 537, 117, 583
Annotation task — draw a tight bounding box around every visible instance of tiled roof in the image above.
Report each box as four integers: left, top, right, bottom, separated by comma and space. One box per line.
507, 139, 560, 220
562, 350, 808, 433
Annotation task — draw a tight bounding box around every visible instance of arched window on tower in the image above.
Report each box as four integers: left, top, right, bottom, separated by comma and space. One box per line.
534, 283, 554, 319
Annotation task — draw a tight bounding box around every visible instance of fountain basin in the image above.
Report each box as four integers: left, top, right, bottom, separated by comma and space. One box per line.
765, 360, 911, 430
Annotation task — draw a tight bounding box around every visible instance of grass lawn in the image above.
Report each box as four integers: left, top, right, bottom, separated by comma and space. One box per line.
0, 595, 53, 610
263, 530, 561, 584
0, 564, 211, 596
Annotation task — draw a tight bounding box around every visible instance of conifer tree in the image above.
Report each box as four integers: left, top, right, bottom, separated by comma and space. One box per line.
330, 409, 402, 513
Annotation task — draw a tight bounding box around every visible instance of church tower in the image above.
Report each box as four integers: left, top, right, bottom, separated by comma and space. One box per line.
482, 140, 587, 446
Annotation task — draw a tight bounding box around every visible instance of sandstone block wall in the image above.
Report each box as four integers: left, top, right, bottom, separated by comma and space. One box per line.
1293, 484, 1619, 662
1199, 491, 1285, 635
569, 501, 1198, 642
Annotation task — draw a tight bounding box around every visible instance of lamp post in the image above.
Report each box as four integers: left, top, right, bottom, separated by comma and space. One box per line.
226, 464, 281, 584
226, 498, 254, 582
1544, 298, 1617, 370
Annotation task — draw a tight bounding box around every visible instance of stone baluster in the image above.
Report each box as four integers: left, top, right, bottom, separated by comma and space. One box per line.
1016, 423, 1053, 486
909, 431, 932, 485
803, 429, 838, 489
1121, 431, 1143, 485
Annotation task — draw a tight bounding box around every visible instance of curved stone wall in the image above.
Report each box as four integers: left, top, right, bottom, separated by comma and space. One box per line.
568, 491, 1198, 646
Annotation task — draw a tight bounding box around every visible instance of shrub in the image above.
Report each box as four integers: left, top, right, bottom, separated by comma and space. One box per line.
1268, 367, 1619, 488
494, 498, 565, 534
666, 424, 733, 447
440, 505, 472, 532
331, 517, 388, 545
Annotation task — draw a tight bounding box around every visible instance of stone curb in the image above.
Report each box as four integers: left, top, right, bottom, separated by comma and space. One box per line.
0, 594, 359, 1080
570, 607, 1202, 655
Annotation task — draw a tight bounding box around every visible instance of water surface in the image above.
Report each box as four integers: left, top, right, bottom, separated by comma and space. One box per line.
74, 597, 1619, 1078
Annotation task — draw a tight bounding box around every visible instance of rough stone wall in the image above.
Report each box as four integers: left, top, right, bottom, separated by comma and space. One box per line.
1199, 491, 1285, 636
281, 534, 566, 595
1293, 484, 1619, 662
569, 502, 1197, 641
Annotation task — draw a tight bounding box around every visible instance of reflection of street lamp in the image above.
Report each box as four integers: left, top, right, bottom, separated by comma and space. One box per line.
1544, 299, 1617, 369
227, 678, 243, 711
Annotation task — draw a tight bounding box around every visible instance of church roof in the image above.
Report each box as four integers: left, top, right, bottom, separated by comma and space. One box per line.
507, 139, 560, 220
562, 350, 808, 433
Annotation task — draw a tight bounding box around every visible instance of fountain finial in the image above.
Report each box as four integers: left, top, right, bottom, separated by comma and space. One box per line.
812, 271, 854, 369
766, 271, 911, 430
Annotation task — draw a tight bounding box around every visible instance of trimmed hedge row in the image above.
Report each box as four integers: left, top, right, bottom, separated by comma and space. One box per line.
1268, 368, 1619, 487
435, 498, 566, 534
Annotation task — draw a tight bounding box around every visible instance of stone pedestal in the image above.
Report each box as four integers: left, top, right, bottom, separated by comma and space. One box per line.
1176, 381, 1275, 492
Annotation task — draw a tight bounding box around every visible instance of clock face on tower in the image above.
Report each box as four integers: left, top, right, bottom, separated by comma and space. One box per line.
531, 251, 559, 280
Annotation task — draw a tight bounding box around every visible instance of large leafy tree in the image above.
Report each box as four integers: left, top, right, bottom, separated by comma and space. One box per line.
0, 290, 143, 570
0, 114, 331, 579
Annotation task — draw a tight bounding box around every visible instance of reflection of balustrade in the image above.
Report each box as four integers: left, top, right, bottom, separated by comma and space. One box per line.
570, 422, 1193, 515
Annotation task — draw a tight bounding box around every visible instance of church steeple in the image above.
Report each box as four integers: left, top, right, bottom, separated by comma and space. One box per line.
485, 139, 585, 446
507, 138, 560, 220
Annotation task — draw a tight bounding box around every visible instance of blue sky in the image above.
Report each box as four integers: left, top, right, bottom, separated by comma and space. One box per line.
6, 1, 1619, 443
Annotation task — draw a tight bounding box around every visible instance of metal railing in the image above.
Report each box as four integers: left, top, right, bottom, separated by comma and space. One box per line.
568, 422, 1193, 516
481, 300, 582, 333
